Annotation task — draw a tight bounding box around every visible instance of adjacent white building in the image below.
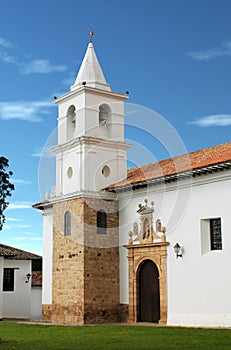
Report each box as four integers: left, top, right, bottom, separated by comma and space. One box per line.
0, 244, 42, 320
34, 36, 231, 327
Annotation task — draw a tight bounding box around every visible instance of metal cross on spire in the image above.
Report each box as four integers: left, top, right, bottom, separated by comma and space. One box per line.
89, 24, 94, 43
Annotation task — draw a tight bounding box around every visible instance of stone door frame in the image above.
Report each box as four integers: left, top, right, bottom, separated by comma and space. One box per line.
125, 242, 169, 325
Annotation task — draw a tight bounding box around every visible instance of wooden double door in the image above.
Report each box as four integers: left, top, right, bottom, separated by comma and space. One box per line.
138, 260, 160, 323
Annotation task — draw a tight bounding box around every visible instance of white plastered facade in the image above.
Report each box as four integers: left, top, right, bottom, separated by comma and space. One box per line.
41, 40, 231, 327
119, 171, 231, 327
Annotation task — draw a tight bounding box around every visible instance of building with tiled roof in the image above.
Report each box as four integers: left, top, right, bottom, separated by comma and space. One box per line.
33, 37, 231, 328
0, 243, 42, 260
0, 244, 42, 320
108, 142, 231, 191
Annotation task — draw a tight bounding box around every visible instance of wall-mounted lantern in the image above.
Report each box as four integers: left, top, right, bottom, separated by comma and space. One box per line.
25, 273, 31, 283
174, 243, 182, 259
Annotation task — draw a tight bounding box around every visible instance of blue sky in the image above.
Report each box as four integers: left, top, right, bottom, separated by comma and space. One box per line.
1, 0, 231, 255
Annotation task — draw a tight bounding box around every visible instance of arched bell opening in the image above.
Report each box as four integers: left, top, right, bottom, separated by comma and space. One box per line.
67, 105, 76, 141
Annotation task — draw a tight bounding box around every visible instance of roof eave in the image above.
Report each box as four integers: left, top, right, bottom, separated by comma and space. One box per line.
108, 161, 231, 193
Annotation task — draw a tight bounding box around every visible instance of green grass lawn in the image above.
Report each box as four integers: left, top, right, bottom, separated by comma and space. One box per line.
0, 322, 230, 350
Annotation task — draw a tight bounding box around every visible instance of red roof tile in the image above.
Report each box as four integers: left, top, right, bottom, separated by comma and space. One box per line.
108, 142, 231, 190
0, 243, 42, 260
32, 199, 50, 209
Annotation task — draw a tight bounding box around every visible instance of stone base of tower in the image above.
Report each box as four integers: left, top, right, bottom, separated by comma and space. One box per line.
83, 303, 126, 324
50, 245, 126, 325
46, 302, 128, 325
51, 303, 84, 325
42, 304, 52, 321
50, 196, 124, 325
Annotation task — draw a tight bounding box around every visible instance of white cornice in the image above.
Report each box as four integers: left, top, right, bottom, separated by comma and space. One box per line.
39, 190, 117, 208
51, 136, 131, 154
54, 86, 129, 105
35, 167, 231, 207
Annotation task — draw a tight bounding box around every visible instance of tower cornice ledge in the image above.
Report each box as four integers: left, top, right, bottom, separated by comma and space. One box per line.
54, 86, 129, 104
33, 190, 118, 210
51, 136, 131, 154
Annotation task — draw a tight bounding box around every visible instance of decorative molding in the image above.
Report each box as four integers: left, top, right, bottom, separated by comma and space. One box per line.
54, 86, 129, 104
51, 135, 131, 154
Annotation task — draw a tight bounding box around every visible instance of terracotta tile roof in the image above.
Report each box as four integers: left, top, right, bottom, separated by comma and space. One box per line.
32, 272, 42, 287
0, 243, 42, 260
32, 199, 50, 209
108, 142, 231, 190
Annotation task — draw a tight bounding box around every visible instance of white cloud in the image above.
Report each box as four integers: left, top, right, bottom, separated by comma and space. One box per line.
0, 50, 16, 63
5, 217, 23, 222
31, 147, 43, 158
188, 40, 231, 61
1, 222, 31, 231
62, 72, 76, 86
0, 37, 66, 76
189, 114, 231, 127
12, 178, 32, 185
2, 224, 11, 230
7, 201, 33, 210
17, 224, 32, 228
0, 100, 54, 122
0, 38, 15, 63
32, 146, 55, 158
20, 59, 67, 75
0, 37, 13, 48
13, 236, 42, 242
14, 236, 28, 241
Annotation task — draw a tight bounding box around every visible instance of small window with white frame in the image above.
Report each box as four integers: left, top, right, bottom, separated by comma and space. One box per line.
200, 217, 222, 254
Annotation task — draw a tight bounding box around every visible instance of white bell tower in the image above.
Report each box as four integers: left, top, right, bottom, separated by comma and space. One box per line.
52, 37, 130, 196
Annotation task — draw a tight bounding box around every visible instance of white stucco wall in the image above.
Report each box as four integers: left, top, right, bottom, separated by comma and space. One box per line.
3, 260, 31, 319
119, 170, 231, 327
54, 137, 129, 195
57, 89, 126, 144
41, 208, 53, 306
31, 287, 42, 319
166, 173, 231, 327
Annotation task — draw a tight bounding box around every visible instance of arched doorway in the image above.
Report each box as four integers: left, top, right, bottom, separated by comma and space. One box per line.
138, 260, 160, 323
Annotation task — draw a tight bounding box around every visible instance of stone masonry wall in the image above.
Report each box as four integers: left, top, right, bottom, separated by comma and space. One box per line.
52, 198, 85, 324
42, 304, 52, 321
51, 196, 124, 325
83, 198, 121, 324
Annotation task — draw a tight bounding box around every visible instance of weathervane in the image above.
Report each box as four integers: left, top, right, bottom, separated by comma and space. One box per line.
89, 24, 94, 42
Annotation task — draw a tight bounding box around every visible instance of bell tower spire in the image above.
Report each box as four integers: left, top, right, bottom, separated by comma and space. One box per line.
71, 30, 111, 92
52, 35, 130, 195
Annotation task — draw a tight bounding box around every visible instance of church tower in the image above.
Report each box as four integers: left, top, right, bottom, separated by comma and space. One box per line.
53, 40, 130, 196
48, 34, 130, 324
